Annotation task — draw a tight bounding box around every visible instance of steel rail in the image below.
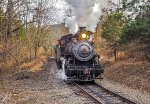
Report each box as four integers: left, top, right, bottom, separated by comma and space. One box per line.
73, 82, 137, 104
73, 82, 104, 104
93, 82, 136, 104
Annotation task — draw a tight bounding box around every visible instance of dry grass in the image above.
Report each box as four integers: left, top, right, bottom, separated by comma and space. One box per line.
20, 55, 47, 72
103, 59, 150, 94
19, 47, 47, 72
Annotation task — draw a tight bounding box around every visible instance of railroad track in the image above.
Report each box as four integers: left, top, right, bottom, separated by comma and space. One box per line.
72, 82, 136, 104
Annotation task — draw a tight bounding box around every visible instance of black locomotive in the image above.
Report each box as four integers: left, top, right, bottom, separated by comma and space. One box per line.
55, 27, 103, 81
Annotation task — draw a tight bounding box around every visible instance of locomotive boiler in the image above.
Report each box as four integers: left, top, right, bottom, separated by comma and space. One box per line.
55, 27, 103, 81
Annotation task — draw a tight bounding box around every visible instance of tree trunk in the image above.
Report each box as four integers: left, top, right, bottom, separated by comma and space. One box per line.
35, 45, 37, 59
114, 41, 117, 62
6, 0, 13, 38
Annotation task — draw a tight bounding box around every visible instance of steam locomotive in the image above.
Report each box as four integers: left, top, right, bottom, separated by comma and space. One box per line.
55, 27, 103, 81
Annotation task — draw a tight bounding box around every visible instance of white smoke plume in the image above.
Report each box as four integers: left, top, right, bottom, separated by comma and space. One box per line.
65, 0, 108, 34
56, 58, 67, 81
65, 16, 79, 34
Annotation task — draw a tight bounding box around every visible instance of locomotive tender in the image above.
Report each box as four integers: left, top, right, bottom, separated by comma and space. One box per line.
55, 27, 103, 81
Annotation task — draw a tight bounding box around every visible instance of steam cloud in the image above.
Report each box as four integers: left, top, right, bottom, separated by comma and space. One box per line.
65, 0, 108, 34
56, 58, 67, 81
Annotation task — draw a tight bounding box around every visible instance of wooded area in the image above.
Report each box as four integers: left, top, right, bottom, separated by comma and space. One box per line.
0, 0, 150, 73
95, 0, 150, 62
0, 0, 68, 73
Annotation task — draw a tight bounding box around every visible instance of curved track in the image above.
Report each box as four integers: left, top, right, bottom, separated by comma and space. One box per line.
72, 82, 136, 104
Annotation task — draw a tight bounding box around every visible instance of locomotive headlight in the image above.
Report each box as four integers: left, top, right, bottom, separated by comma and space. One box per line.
81, 33, 87, 39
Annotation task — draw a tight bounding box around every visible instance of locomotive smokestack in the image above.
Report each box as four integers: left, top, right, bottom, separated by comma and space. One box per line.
79, 27, 93, 34
79, 27, 86, 32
